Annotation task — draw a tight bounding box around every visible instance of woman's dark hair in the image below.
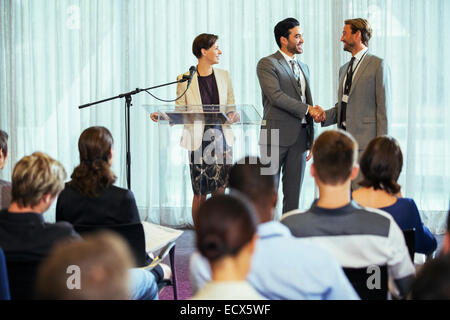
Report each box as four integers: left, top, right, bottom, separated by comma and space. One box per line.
192, 33, 218, 59
195, 194, 258, 262
274, 18, 299, 48
359, 136, 403, 195
69, 126, 116, 197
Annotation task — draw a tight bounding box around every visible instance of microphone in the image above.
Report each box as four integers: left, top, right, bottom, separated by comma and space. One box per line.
182, 66, 197, 87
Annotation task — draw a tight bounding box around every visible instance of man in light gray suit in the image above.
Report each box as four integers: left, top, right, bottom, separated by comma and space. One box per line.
316, 18, 391, 187
257, 18, 322, 214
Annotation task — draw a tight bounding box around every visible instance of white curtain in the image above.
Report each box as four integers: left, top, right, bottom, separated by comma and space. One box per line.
1, 0, 449, 232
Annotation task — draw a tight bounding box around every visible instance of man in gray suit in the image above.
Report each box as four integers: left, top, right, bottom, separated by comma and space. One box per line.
316, 18, 391, 187
257, 18, 322, 214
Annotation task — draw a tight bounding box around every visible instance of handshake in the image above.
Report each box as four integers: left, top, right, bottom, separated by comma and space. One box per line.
308, 105, 326, 123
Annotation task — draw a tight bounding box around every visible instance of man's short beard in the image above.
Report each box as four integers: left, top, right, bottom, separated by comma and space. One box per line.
288, 44, 301, 55
343, 42, 354, 52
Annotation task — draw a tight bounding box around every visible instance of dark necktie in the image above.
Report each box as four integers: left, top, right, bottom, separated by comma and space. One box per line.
340, 57, 356, 130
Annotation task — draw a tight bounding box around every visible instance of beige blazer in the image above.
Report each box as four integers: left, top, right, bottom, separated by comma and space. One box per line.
175, 67, 235, 151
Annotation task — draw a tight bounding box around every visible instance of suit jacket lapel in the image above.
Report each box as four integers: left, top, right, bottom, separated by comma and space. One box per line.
188, 73, 203, 107
213, 68, 226, 105
298, 61, 312, 105
349, 54, 371, 96
275, 52, 303, 99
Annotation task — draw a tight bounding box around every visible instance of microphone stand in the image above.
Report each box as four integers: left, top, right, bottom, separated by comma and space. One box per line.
79, 78, 189, 190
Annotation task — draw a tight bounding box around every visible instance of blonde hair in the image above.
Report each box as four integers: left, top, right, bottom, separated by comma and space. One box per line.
11, 152, 66, 207
345, 18, 373, 47
36, 231, 133, 300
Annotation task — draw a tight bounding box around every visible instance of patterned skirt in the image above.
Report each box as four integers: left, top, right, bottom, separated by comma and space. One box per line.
189, 148, 233, 196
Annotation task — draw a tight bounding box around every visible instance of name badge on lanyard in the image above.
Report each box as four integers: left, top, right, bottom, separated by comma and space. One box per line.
342, 95, 349, 103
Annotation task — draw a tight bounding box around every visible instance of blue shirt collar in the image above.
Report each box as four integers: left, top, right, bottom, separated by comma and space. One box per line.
257, 221, 292, 239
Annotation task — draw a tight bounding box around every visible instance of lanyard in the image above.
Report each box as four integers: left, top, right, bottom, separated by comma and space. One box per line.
346, 50, 368, 79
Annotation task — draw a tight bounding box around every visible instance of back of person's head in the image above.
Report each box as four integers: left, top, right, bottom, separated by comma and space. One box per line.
409, 253, 450, 300
36, 231, 133, 300
69, 126, 116, 198
229, 157, 278, 222
312, 130, 358, 185
0, 130, 8, 157
196, 194, 258, 263
358, 136, 403, 195
11, 152, 66, 208
344, 18, 373, 47
192, 33, 219, 59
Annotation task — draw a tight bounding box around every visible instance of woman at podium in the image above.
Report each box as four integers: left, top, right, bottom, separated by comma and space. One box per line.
152, 33, 237, 226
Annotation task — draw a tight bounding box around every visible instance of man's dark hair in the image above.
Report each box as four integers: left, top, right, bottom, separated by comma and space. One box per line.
195, 194, 258, 263
345, 18, 373, 47
312, 130, 358, 185
229, 157, 278, 220
192, 33, 219, 59
359, 136, 403, 195
410, 253, 450, 300
0, 130, 8, 156
274, 18, 299, 48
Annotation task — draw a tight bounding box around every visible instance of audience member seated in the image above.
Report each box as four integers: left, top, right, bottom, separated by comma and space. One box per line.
190, 157, 359, 299
191, 194, 264, 300
281, 130, 416, 299
55, 126, 171, 284
0, 151, 160, 300
0, 152, 79, 299
0, 130, 11, 209
56, 126, 140, 225
36, 231, 134, 299
409, 210, 450, 299
352, 136, 437, 256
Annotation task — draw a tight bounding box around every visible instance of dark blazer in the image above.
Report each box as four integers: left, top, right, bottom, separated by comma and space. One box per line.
0, 209, 79, 261
257, 50, 314, 149
56, 183, 141, 226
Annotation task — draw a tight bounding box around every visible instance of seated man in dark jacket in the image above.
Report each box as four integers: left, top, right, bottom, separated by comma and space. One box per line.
0, 152, 158, 300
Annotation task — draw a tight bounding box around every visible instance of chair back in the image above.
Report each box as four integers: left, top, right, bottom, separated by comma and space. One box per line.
74, 223, 147, 267
402, 229, 416, 262
0, 247, 10, 300
5, 259, 42, 300
343, 265, 388, 300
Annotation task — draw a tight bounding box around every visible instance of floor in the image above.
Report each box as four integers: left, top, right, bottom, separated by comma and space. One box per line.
159, 229, 195, 300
